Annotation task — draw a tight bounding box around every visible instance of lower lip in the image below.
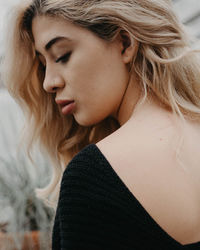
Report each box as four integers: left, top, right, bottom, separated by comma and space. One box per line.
61, 101, 76, 115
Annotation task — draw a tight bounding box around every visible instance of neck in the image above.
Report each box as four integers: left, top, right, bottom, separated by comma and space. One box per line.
117, 74, 141, 126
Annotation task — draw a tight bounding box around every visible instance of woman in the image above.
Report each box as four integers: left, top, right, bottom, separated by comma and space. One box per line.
3, 0, 200, 249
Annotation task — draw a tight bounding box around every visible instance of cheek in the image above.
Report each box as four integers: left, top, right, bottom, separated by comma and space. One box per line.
65, 46, 129, 125
72, 50, 128, 97
67, 44, 124, 87
75, 63, 128, 110
73, 71, 129, 126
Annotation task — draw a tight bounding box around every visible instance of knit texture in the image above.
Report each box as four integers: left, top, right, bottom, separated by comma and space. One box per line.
52, 144, 200, 250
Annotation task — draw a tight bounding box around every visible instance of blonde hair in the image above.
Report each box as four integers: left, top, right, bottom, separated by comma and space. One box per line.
3, 0, 200, 207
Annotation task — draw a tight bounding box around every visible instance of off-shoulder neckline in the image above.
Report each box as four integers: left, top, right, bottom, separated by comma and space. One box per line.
85, 144, 200, 249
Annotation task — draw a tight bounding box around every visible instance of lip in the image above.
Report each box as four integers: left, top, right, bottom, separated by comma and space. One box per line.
55, 99, 76, 115
55, 99, 73, 106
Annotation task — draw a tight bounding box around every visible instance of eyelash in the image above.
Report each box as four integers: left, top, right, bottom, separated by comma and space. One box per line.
55, 52, 72, 64
38, 52, 71, 73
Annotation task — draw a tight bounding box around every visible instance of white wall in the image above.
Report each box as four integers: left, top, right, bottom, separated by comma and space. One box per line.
0, 0, 21, 55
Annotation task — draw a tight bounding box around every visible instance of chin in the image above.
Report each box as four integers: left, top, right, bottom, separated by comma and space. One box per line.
73, 114, 105, 127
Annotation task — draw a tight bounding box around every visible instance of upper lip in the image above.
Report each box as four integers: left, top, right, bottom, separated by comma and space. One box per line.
55, 99, 74, 107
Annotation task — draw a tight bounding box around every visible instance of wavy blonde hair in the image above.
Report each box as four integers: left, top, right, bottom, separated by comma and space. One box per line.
3, 0, 200, 207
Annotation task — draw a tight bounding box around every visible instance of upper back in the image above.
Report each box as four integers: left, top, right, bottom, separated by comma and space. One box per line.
97, 110, 200, 245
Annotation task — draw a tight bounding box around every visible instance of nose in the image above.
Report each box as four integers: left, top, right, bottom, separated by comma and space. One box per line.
43, 78, 65, 93
43, 67, 65, 93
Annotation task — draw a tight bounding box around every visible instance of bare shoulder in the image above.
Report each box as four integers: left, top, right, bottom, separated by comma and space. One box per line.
96, 117, 200, 245
96, 113, 178, 175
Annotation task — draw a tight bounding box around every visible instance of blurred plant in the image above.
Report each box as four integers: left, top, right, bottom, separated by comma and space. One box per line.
0, 90, 55, 249
0, 152, 54, 249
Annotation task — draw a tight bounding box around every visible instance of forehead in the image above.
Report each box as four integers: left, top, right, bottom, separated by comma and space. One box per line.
31, 15, 90, 50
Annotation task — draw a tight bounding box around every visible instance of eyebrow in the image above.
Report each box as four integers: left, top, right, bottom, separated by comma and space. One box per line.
35, 36, 71, 55
45, 36, 70, 50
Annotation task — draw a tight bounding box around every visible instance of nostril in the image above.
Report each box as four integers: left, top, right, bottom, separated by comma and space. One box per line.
52, 87, 57, 92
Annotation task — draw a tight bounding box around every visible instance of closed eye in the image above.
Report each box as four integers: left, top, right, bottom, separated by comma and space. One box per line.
55, 52, 71, 64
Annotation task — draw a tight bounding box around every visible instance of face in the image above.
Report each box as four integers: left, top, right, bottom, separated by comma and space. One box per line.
32, 15, 130, 126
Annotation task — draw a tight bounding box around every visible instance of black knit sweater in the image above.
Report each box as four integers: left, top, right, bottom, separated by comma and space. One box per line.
52, 144, 200, 250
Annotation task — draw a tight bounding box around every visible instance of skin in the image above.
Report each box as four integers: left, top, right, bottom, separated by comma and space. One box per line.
32, 15, 140, 126
32, 15, 200, 245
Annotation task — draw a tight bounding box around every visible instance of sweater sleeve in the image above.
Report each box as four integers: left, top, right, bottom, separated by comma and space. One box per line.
53, 144, 143, 250
52, 208, 61, 250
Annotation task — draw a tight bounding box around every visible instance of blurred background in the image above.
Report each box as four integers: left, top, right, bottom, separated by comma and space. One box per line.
0, 1, 54, 249
0, 0, 200, 249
